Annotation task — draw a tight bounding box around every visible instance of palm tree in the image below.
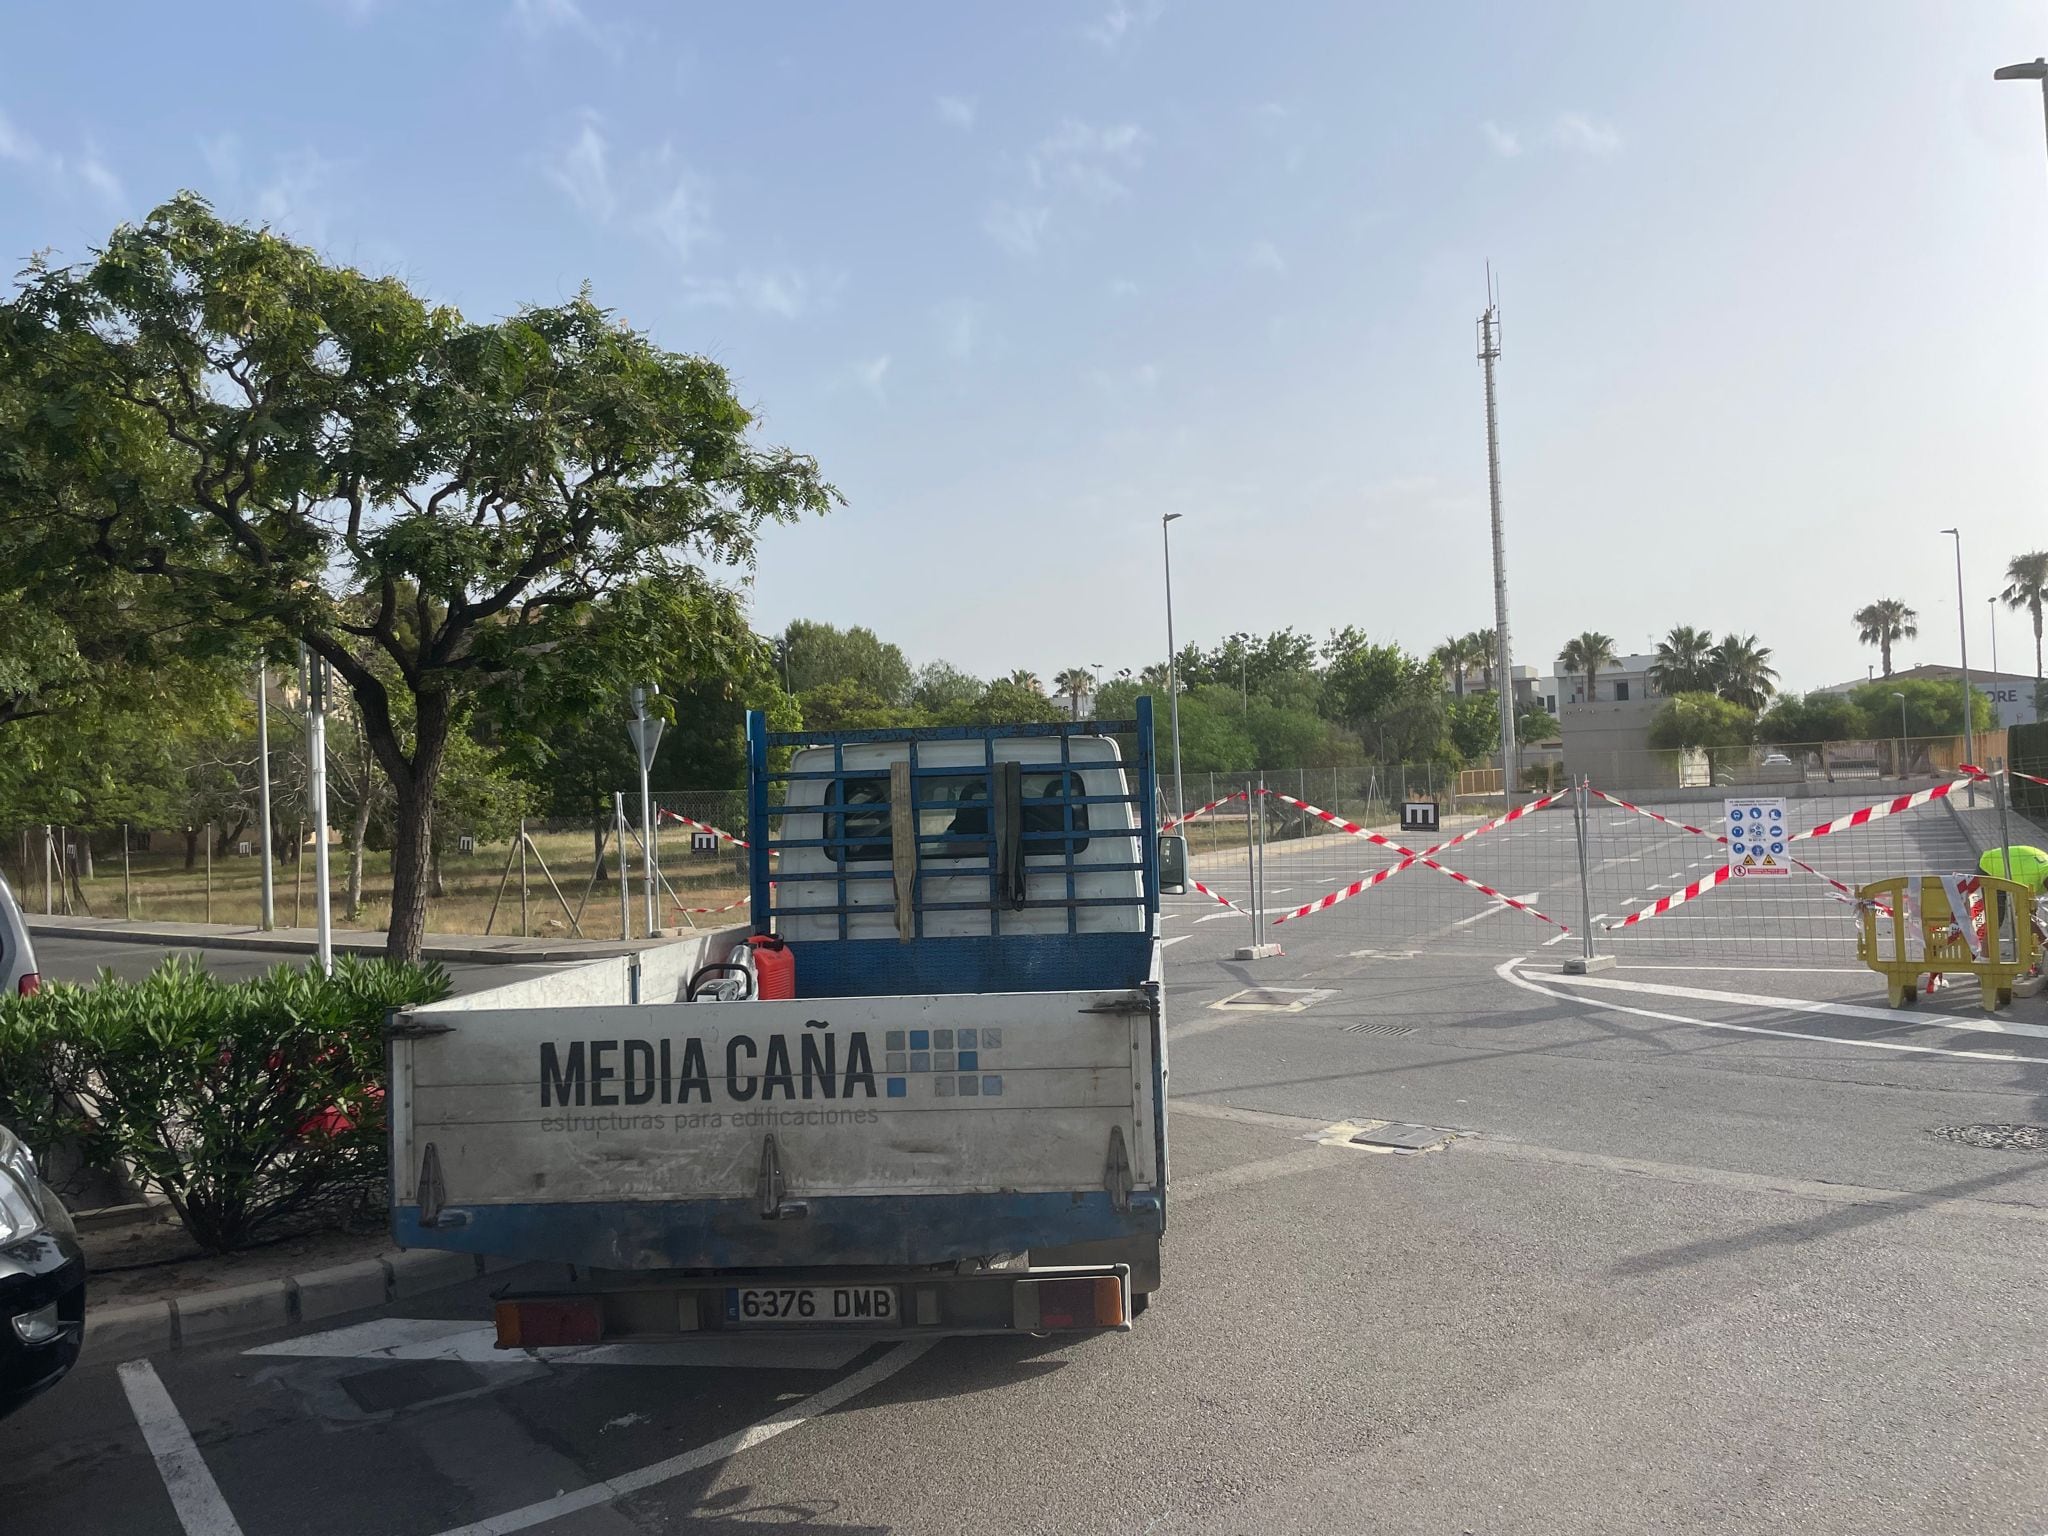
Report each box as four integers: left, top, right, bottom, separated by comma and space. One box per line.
1434, 637, 1470, 698
1052, 667, 1093, 719
1853, 599, 1917, 678
1468, 629, 1498, 692
1007, 669, 1043, 695
1649, 626, 1716, 695
2001, 552, 2048, 696
1558, 632, 1617, 704
1709, 633, 1779, 711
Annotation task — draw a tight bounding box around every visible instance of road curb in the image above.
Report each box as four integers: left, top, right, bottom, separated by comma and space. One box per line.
25, 915, 654, 965
82, 1249, 518, 1364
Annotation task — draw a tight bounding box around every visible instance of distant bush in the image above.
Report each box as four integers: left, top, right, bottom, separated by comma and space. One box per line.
0, 956, 449, 1251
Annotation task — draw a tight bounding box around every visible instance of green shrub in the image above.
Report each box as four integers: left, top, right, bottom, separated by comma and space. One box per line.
0, 956, 449, 1251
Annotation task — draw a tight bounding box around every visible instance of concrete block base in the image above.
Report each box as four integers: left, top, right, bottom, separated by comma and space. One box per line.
1562, 954, 1617, 974
1233, 943, 1285, 960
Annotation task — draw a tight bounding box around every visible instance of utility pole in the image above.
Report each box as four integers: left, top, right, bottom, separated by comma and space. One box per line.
255, 657, 275, 930
303, 645, 334, 974
1943, 528, 1976, 799
1478, 274, 1517, 805
1161, 513, 1187, 821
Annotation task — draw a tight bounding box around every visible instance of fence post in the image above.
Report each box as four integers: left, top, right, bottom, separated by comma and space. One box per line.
615, 793, 632, 941
294, 821, 304, 928
122, 824, 132, 920
519, 818, 530, 938
42, 823, 52, 914
1564, 777, 1610, 973
205, 821, 213, 924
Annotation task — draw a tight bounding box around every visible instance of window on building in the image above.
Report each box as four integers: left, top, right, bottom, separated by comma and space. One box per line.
1615, 680, 1630, 701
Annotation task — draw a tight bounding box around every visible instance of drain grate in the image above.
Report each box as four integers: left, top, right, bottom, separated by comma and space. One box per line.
1212, 987, 1333, 1014
1342, 1021, 1416, 1038
1932, 1123, 2047, 1152
1349, 1122, 1451, 1151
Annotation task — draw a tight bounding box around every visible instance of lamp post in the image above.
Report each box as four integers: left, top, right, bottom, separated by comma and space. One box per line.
1942, 528, 1976, 794
1993, 58, 2048, 180
1990, 594, 2002, 673
1893, 691, 1908, 780
1161, 514, 1186, 821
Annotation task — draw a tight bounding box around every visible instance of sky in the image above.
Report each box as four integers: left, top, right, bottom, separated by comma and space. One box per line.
3, 1, 2046, 696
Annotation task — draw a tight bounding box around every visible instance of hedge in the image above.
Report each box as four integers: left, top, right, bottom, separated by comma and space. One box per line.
0, 956, 449, 1252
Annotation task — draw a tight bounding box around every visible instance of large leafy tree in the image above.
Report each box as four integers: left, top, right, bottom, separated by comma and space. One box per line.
1853, 599, 1917, 678
1648, 625, 1716, 695
776, 620, 912, 704
2000, 552, 2048, 695
0, 195, 834, 959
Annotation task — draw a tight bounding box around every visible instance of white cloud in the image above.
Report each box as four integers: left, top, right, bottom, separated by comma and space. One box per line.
936, 95, 976, 130
1109, 277, 1141, 297
856, 354, 891, 398
936, 299, 984, 360
1083, 0, 1163, 51
646, 175, 713, 261
687, 264, 845, 319
1481, 120, 1523, 158
251, 149, 337, 241
508, 0, 620, 57
546, 117, 615, 221
1247, 239, 1287, 276
1028, 119, 1149, 203
1550, 111, 1621, 155
0, 107, 124, 209
982, 200, 1050, 258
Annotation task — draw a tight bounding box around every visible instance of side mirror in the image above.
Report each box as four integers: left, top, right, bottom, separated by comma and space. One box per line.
1158, 833, 1188, 895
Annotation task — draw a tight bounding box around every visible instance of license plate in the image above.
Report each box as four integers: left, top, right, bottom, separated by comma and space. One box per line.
725, 1285, 897, 1325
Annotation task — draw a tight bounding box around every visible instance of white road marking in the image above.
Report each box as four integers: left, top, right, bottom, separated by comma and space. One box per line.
425, 1342, 933, 1536
1196, 910, 1241, 923
119, 1360, 246, 1536
1615, 964, 1871, 973
1449, 893, 1540, 931
1158, 912, 1184, 923
245, 1317, 867, 1370
1160, 934, 1192, 948
1495, 959, 2030, 1063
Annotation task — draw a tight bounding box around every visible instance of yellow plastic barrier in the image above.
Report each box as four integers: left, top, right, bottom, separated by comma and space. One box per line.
1855, 874, 2039, 1011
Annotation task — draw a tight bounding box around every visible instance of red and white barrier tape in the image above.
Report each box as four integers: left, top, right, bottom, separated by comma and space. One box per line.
1790, 770, 1984, 842
674, 896, 749, 915
1607, 864, 1737, 929
1190, 878, 1246, 914
1163, 791, 1247, 831
1589, 787, 1864, 905
1270, 858, 1416, 923
1262, 787, 1570, 928
2010, 768, 2048, 789
657, 809, 751, 849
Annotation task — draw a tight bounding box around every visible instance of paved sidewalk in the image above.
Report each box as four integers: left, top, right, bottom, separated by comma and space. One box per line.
25, 913, 663, 965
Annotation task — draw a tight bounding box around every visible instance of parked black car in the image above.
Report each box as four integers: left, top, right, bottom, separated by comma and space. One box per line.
0, 1122, 85, 1421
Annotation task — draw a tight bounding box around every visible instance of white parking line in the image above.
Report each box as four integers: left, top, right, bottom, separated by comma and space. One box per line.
1161, 934, 1192, 948
119, 1360, 245, 1536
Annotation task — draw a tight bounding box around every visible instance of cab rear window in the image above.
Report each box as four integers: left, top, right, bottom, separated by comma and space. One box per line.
827, 771, 1090, 865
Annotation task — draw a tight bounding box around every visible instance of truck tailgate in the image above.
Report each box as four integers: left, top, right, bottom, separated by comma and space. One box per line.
390, 984, 1163, 1270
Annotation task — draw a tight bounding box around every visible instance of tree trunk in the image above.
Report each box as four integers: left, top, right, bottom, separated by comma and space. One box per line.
592, 817, 611, 885
183, 826, 200, 871
379, 696, 456, 964
1881, 637, 1892, 678
215, 814, 248, 856
79, 833, 93, 881
345, 795, 372, 919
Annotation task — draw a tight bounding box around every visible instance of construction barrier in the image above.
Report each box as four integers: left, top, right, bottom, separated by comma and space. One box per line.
1856, 873, 2038, 1010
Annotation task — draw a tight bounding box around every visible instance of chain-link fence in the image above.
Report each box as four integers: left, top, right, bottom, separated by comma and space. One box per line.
1166, 739, 2026, 970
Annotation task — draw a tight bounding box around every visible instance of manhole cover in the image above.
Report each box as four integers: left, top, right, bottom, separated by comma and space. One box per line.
1932, 1123, 2048, 1152
1341, 1021, 1416, 1037
1212, 987, 1334, 1013
1349, 1122, 1450, 1151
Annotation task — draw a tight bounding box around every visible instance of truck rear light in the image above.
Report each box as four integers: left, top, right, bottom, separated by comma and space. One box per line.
494, 1297, 602, 1349
16, 972, 38, 997
1019, 1275, 1125, 1330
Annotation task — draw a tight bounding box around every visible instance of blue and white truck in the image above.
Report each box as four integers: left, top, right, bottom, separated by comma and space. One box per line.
387, 706, 1167, 1340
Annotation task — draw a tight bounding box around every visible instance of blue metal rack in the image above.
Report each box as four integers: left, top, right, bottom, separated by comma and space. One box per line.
744, 700, 1159, 997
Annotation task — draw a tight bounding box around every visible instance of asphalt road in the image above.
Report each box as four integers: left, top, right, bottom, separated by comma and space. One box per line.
30, 932, 567, 995
7, 792, 2048, 1534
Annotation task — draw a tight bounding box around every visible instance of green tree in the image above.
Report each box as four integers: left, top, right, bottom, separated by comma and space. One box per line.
1434, 636, 1470, 699
1853, 599, 1917, 678
1559, 632, 1618, 704
0, 196, 833, 960
1515, 706, 1561, 743
1757, 692, 1870, 743
1709, 633, 1779, 711
2001, 552, 2048, 697
796, 680, 916, 732
777, 620, 912, 704
1648, 626, 1716, 695
929, 679, 1067, 728
1648, 692, 1756, 751
1447, 691, 1500, 764
1847, 678, 1993, 739
908, 661, 982, 715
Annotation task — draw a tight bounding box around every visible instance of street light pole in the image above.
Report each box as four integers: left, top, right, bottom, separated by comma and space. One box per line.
1993, 58, 2048, 181
1478, 284, 1517, 806
1989, 594, 2001, 674
1161, 513, 1186, 821
1893, 691, 1908, 780
1943, 528, 1977, 795
255, 657, 275, 930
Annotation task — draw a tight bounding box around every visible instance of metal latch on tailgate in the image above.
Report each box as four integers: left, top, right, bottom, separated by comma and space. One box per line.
1104, 1126, 1132, 1213
757, 1135, 809, 1221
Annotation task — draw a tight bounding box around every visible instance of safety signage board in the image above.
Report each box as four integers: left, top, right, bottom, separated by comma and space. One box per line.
1400, 800, 1440, 834
1725, 796, 1791, 876
692, 830, 718, 854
